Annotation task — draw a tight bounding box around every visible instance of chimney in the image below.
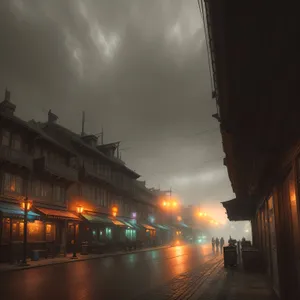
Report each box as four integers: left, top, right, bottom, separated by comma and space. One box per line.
48, 109, 58, 123
0, 88, 16, 115
81, 134, 98, 147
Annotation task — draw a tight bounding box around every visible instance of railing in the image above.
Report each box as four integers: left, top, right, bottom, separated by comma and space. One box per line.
0, 145, 33, 170
34, 157, 78, 182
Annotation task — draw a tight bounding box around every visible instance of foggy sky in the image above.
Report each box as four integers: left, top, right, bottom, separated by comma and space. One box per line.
0, 0, 234, 222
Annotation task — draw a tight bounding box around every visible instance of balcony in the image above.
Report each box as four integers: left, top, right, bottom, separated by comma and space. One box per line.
80, 163, 113, 186
34, 157, 78, 182
0, 145, 33, 170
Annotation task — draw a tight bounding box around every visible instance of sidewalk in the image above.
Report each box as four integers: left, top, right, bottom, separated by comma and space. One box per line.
191, 264, 278, 300
0, 244, 169, 273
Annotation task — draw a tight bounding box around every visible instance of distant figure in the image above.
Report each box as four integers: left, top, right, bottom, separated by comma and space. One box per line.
211, 237, 215, 251
220, 237, 224, 253
215, 238, 220, 252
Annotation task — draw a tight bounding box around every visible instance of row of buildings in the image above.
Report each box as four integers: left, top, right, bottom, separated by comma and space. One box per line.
0, 89, 191, 262
202, 1, 300, 299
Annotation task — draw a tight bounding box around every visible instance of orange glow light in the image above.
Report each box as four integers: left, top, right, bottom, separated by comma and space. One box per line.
112, 205, 118, 217
177, 216, 182, 222
163, 201, 167, 206
199, 212, 203, 217
76, 206, 84, 214
172, 202, 177, 207
166, 202, 170, 207
21, 201, 32, 211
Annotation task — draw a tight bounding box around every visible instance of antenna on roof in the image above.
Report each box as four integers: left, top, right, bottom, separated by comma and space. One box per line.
81, 111, 85, 136
101, 126, 104, 145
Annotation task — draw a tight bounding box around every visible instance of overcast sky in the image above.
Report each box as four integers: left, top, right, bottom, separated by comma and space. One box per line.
0, 0, 234, 223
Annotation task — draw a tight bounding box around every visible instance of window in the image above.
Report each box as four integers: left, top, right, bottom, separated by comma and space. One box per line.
125, 229, 136, 241
92, 229, 97, 241
41, 182, 52, 198
11, 134, 21, 150
3, 173, 22, 194
32, 180, 41, 197
54, 185, 65, 203
28, 221, 45, 242
1, 130, 10, 146
99, 229, 105, 241
46, 223, 56, 242
105, 227, 112, 240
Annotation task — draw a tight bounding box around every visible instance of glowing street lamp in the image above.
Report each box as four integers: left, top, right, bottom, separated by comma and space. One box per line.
177, 216, 182, 222
112, 206, 118, 217
76, 205, 84, 214
20, 197, 32, 266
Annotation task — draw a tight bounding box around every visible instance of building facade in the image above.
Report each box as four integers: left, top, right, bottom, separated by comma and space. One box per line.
0, 90, 171, 262
203, 1, 300, 299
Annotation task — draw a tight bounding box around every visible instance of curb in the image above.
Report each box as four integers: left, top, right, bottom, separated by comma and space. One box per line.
0, 245, 171, 273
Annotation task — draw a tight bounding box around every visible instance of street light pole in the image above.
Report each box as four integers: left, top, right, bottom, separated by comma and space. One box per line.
71, 223, 78, 259
21, 197, 29, 266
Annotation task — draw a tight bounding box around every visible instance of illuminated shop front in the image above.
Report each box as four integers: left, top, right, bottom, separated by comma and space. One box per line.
0, 201, 41, 262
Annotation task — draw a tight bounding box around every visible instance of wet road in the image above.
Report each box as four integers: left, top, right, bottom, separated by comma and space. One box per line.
0, 244, 222, 300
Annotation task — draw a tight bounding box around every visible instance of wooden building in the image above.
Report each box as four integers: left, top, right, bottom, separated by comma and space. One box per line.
202, 1, 300, 299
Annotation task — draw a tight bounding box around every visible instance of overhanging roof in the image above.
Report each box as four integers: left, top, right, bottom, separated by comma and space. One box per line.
222, 198, 254, 221
36, 207, 80, 221
0, 202, 40, 220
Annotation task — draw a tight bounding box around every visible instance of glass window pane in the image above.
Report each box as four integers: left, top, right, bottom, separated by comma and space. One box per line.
3, 173, 11, 192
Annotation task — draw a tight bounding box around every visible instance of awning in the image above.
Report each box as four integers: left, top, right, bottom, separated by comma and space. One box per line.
82, 214, 129, 227
82, 213, 114, 225
153, 224, 170, 231
110, 219, 127, 227
0, 202, 40, 220
222, 198, 255, 221
177, 223, 191, 229
36, 207, 80, 221
117, 218, 135, 228
141, 224, 156, 230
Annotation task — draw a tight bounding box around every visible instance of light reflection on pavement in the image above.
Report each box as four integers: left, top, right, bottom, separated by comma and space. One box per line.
0, 243, 221, 300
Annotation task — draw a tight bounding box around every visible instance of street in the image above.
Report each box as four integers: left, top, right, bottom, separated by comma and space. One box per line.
0, 244, 222, 300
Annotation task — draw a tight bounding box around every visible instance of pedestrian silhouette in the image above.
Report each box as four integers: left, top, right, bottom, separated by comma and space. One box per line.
220, 237, 224, 253
212, 237, 215, 252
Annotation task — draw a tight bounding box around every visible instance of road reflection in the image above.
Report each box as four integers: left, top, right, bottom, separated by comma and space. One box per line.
0, 244, 216, 300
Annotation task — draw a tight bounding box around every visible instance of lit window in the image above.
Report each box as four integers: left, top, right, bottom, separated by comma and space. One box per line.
3, 173, 22, 194
105, 227, 112, 240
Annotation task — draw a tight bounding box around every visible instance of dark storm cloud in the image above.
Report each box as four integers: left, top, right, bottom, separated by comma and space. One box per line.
0, 0, 234, 221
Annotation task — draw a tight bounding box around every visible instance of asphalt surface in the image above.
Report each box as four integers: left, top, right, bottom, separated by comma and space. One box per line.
0, 244, 222, 300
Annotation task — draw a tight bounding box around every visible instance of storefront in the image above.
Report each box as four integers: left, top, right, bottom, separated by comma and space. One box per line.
34, 206, 81, 254
0, 201, 40, 262
152, 224, 171, 245
139, 223, 156, 246
81, 212, 119, 244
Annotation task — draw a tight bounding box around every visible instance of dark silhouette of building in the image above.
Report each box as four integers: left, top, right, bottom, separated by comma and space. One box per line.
202, 1, 300, 299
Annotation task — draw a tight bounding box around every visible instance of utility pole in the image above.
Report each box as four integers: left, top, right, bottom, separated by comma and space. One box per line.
101, 126, 104, 145
81, 111, 85, 136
